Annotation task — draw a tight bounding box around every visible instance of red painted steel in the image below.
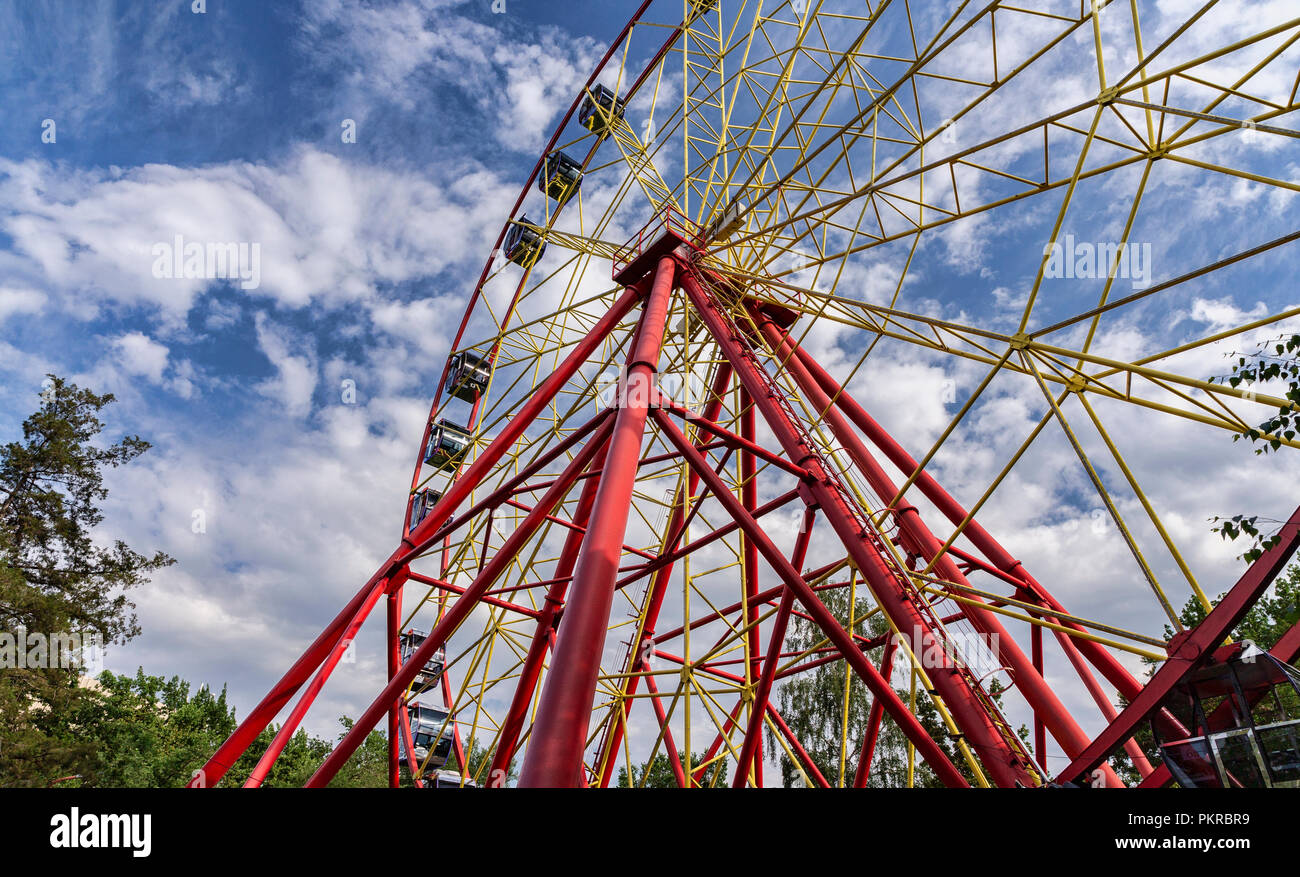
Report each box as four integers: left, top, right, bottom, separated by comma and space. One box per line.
760, 315, 1103, 785
519, 256, 677, 787
1056, 503, 1300, 785
679, 266, 1009, 785
244, 574, 392, 787
304, 418, 616, 787
593, 363, 734, 786
653, 406, 969, 786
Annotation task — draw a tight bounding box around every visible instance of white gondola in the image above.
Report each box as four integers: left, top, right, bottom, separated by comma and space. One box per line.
424, 419, 472, 472
399, 628, 446, 692
447, 351, 491, 403
399, 701, 455, 772
1153, 645, 1300, 788
408, 488, 445, 531
427, 769, 477, 789
503, 215, 546, 268
538, 150, 583, 204
578, 84, 625, 137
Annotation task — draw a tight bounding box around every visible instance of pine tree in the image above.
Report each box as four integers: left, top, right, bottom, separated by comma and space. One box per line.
0, 376, 174, 785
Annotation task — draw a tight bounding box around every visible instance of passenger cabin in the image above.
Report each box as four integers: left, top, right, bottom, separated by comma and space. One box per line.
504, 216, 546, 268
424, 419, 472, 472
399, 628, 447, 692
1153, 644, 1300, 788
539, 151, 583, 204
689, 0, 719, 18
399, 701, 455, 772
447, 350, 491, 403
579, 84, 625, 137
428, 769, 477, 789
408, 488, 444, 531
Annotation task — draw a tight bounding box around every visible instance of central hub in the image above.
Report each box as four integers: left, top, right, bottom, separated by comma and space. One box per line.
611, 207, 702, 286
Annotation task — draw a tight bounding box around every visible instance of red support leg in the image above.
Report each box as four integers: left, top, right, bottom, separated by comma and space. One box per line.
1056, 503, 1300, 785
641, 672, 688, 788
519, 256, 677, 787
767, 705, 831, 788
740, 392, 762, 786
195, 289, 641, 788
733, 506, 816, 787
593, 364, 734, 786
791, 342, 1146, 705
244, 571, 399, 787
680, 267, 999, 785
653, 407, 969, 787
1032, 622, 1046, 772
853, 637, 898, 787
305, 417, 616, 787
188, 562, 395, 787
387, 587, 402, 789
759, 312, 1114, 785
488, 440, 611, 783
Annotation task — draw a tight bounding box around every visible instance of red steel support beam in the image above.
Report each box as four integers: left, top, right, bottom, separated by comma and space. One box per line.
761, 314, 1110, 785
519, 256, 677, 787
244, 572, 395, 787
691, 699, 746, 787
768, 705, 831, 788
1056, 503, 1300, 785
387, 587, 402, 788
642, 672, 688, 788
653, 406, 969, 787
1138, 612, 1300, 788
680, 267, 999, 785
594, 363, 734, 786
305, 418, 616, 787
740, 392, 762, 786
489, 441, 611, 783
791, 342, 1146, 705
194, 289, 639, 786
188, 561, 394, 787
733, 505, 816, 787
1031, 622, 1046, 771
853, 637, 898, 787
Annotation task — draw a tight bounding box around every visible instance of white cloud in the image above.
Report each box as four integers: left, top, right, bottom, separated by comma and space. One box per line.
114, 331, 170, 384
253, 315, 318, 419
0, 285, 45, 322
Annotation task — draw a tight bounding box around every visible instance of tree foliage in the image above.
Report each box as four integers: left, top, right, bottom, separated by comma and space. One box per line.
1208, 333, 1300, 560
616, 750, 726, 788
0, 376, 174, 786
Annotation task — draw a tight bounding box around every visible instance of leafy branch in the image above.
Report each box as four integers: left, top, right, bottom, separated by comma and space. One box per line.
1209, 333, 1300, 454
1209, 514, 1283, 563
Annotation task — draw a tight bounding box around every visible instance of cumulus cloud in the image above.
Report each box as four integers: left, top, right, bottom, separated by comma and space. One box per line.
114, 332, 170, 384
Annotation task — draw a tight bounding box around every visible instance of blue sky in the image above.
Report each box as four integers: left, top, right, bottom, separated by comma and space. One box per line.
0, 0, 634, 734
3, 0, 1300, 776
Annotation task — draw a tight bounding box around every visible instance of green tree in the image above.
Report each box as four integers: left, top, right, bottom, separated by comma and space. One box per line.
764, 586, 978, 788
616, 750, 727, 787
0, 377, 173, 786
59, 667, 393, 788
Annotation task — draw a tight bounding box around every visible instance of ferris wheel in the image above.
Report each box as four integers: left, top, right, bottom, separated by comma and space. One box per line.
196, 0, 1300, 788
